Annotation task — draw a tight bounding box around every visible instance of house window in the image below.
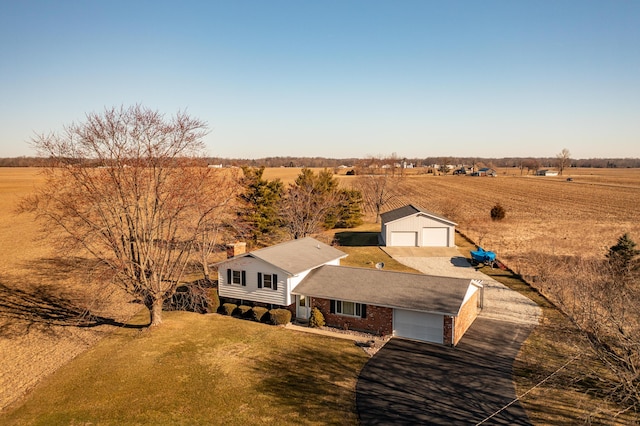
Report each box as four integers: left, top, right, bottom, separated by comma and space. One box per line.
227, 269, 246, 286
257, 272, 278, 291
331, 300, 366, 318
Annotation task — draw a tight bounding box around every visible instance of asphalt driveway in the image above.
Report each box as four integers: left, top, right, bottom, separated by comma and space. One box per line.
356, 252, 541, 425
356, 317, 537, 425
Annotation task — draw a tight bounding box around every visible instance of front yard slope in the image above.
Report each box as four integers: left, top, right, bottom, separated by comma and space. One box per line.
1, 311, 368, 425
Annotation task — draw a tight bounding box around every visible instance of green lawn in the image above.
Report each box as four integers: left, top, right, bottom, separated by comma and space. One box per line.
1, 311, 368, 425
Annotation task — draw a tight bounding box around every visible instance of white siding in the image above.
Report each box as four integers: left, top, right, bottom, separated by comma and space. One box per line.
218, 256, 343, 307
461, 282, 482, 306
218, 257, 288, 306
385, 213, 455, 247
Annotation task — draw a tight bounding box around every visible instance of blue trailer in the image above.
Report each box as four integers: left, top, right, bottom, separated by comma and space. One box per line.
470, 246, 497, 267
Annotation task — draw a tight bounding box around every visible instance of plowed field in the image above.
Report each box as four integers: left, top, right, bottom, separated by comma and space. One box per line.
342, 169, 640, 277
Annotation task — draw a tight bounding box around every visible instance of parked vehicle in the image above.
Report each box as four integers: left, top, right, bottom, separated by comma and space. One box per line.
470, 246, 497, 267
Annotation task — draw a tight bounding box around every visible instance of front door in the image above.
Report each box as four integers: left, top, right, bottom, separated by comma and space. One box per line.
296, 295, 310, 320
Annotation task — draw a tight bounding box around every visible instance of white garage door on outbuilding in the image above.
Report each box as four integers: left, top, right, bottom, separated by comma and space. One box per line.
393, 309, 444, 344
380, 204, 457, 248
422, 227, 449, 247
390, 231, 417, 247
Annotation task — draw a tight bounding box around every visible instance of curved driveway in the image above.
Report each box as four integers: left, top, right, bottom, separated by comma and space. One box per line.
357, 251, 541, 425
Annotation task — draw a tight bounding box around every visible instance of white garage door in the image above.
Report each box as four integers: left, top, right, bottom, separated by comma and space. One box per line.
422, 227, 449, 247
393, 309, 444, 343
390, 231, 417, 247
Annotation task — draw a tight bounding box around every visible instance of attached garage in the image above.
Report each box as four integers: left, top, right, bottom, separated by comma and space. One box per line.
390, 231, 418, 247
381, 204, 457, 247
293, 265, 484, 346
393, 309, 444, 344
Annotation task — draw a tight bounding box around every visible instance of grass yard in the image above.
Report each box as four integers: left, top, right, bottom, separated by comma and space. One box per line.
1, 310, 368, 425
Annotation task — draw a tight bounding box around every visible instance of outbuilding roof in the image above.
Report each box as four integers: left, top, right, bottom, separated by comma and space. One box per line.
292, 265, 481, 316
218, 237, 347, 276
380, 204, 457, 226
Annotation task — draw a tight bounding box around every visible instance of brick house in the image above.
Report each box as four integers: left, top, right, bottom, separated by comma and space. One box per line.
292, 265, 483, 345
216, 237, 483, 346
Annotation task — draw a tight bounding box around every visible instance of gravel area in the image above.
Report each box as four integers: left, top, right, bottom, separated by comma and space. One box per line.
392, 255, 541, 326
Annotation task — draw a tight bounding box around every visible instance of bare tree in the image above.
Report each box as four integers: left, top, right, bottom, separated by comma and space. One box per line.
20, 105, 221, 327
355, 172, 400, 223
280, 168, 343, 239
190, 168, 242, 282
556, 148, 571, 176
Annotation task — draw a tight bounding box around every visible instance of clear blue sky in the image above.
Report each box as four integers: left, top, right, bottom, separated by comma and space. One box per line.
1, 1, 638, 159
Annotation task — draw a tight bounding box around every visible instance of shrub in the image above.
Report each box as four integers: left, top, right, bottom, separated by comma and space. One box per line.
309, 307, 325, 328
220, 303, 237, 316
206, 288, 220, 313
164, 283, 219, 314
490, 203, 506, 221
251, 306, 269, 322
268, 308, 292, 325
234, 305, 252, 318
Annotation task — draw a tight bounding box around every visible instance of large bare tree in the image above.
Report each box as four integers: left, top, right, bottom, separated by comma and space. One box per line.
556, 148, 571, 176
280, 168, 343, 239
355, 172, 400, 223
21, 105, 226, 326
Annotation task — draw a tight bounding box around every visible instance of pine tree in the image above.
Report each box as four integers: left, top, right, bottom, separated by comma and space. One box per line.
238, 166, 284, 245
606, 233, 639, 271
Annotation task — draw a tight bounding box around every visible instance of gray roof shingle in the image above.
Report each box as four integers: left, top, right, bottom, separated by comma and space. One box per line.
293, 265, 480, 315
380, 204, 456, 226
243, 237, 347, 275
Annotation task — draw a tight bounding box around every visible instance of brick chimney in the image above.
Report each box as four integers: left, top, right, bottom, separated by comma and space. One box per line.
226, 242, 247, 259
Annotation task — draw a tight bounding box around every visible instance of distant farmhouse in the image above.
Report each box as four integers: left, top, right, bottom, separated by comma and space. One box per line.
536, 169, 558, 176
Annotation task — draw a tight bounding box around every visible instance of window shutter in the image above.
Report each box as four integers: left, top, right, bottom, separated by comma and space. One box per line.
241, 270, 246, 286
361, 304, 367, 319
330, 300, 335, 314
273, 274, 278, 291
226, 269, 231, 285
257, 272, 262, 288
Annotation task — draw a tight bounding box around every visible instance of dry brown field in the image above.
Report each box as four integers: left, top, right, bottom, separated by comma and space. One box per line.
2, 166, 639, 419
0, 168, 139, 411
338, 168, 640, 278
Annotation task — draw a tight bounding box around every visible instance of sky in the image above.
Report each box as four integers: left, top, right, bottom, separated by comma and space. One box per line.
1, 1, 638, 160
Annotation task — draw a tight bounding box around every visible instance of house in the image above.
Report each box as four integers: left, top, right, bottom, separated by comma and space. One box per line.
380, 204, 457, 248
536, 169, 558, 176
217, 237, 348, 309
216, 236, 483, 345
474, 167, 497, 177
293, 265, 483, 345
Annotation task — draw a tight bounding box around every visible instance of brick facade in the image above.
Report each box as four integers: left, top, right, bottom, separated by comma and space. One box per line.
453, 288, 481, 346
311, 297, 393, 337
443, 316, 453, 345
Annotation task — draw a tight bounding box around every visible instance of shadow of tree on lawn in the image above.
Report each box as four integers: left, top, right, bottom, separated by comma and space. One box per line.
0, 281, 144, 338
334, 231, 380, 247
0, 256, 145, 338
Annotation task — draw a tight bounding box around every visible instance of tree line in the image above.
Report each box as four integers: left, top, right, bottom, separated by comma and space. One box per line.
3, 155, 640, 169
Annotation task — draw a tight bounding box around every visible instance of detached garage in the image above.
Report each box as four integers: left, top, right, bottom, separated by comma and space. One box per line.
381, 205, 457, 247
292, 265, 483, 346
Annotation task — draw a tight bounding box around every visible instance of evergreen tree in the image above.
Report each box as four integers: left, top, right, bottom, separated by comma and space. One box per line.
333, 189, 364, 228
238, 166, 284, 246
606, 233, 639, 272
